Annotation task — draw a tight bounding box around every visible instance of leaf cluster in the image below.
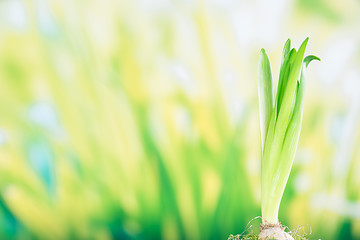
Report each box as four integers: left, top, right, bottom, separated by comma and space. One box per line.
258, 38, 320, 223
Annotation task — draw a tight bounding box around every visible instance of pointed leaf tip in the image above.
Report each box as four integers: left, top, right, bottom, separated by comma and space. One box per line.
284, 39, 291, 49
281, 39, 291, 64
300, 37, 309, 49
304, 55, 320, 67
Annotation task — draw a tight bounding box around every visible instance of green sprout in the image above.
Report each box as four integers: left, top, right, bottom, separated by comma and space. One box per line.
257, 38, 319, 238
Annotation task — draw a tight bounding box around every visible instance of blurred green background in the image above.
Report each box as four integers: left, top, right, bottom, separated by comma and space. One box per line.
0, 0, 359, 239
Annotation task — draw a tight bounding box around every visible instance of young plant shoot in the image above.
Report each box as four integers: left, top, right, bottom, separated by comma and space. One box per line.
257, 38, 319, 240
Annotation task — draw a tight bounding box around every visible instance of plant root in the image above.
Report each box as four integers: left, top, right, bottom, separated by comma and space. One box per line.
228, 217, 310, 240
259, 222, 294, 240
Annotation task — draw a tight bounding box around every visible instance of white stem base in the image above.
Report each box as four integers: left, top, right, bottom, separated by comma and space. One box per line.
259, 224, 294, 240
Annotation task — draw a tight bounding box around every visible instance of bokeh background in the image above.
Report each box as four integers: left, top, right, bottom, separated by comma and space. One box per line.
0, 0, 359, 239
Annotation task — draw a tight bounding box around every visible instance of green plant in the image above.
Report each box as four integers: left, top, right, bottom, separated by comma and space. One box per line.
257, 38, 319, 239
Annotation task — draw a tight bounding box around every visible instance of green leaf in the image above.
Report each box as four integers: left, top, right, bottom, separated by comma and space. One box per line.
281, 39, 291, 65
267, 38, 308, 187
257, 49, 274, 150
277, 38, 308, 130
269, 55, 319, 204
304, 55, 321, 68
276, 48, 296, 117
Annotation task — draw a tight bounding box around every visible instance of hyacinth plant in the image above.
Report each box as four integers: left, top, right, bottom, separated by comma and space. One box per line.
257, 38, 319, 239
